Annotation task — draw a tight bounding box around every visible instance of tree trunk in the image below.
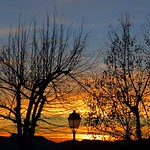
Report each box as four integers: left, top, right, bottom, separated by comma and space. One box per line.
18, 134, 34, 150
134, 108, 142, 140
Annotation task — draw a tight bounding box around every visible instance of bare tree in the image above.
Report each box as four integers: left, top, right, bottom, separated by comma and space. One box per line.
0, 14, 91, 150
85, 13, 150, 141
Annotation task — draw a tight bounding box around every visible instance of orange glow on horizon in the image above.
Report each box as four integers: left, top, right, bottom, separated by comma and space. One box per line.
37, 133, 113, 143
0, 132, 11, 137
0, 131, 114, 143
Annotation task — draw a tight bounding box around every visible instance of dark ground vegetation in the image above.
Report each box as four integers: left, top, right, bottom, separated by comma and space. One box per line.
0, 134, 150, 150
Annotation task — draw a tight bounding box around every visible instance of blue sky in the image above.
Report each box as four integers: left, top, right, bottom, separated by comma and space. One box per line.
0, 0, 150, 52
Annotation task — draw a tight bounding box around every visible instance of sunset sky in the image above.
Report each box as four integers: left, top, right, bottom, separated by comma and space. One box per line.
0, 0, 150, 142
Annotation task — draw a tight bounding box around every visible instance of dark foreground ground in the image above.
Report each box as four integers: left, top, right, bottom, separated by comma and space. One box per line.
0, 134, 150, 150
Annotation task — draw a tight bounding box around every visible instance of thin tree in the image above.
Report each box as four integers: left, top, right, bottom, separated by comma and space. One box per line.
0, 14, 91, 150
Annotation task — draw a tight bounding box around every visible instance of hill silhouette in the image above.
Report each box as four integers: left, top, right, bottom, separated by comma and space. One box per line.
0, 134, 150, 150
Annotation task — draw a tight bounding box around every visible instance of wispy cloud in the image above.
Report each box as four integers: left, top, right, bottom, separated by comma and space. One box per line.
0, 27, 17, 37
0, 28, 11, 36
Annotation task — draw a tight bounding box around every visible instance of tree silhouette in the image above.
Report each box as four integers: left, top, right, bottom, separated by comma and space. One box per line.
85, 13, 150, 140
0, 14, 91, 150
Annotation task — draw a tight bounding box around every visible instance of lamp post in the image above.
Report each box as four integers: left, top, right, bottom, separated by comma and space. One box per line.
68, 110, 81, 149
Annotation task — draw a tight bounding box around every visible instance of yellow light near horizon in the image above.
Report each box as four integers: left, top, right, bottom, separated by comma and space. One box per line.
36, 132, 114, 143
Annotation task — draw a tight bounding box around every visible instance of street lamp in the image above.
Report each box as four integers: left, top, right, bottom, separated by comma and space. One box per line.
68, 110, 81, 141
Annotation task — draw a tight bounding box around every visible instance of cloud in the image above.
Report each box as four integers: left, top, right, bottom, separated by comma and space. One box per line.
0, 27, 18, 38
0, 28, 11, 36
